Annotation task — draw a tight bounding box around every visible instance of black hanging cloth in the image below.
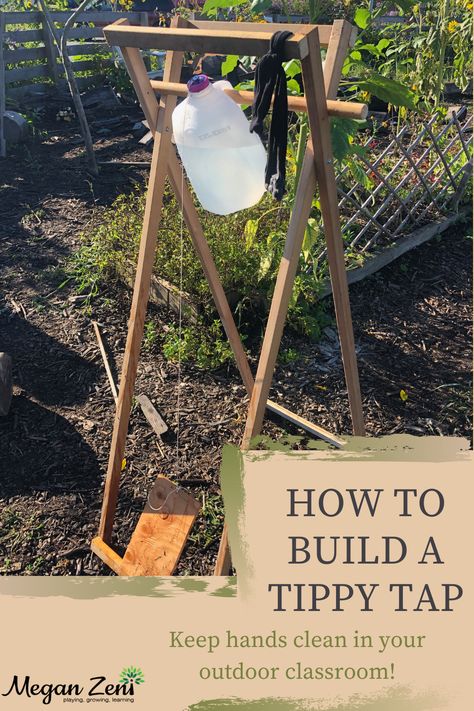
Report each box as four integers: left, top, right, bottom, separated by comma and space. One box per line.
249, 30, 293, 201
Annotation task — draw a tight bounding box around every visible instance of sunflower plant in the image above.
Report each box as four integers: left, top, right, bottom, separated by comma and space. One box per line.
375, 0, 473, 107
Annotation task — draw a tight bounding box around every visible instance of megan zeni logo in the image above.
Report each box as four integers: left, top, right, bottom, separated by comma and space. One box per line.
1, 666, 145, 705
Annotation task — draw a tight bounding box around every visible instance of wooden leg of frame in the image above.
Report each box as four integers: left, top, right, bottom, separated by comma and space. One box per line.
169, 154, 248, 576
323, 19, 355, 99
98, 47, 184, 544
214, 149, 316, 577
215, 27, 365, 571
214, 522, 232, 576
302, 29, 365, 436
241, 146, 318, 450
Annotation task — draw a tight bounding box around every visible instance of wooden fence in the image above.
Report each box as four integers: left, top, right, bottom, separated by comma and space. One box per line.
0, 10, 148, 107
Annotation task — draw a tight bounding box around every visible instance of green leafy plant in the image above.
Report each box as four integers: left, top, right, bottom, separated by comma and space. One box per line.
70, 174, 334, 367
342, 0, 472, 109
377, 0, 473, 107
162, 320, 235, 369
189, 494, 225, 550
143, 320, 159, 351
279, 347, 300, 364
341, 1, 420, 112
202, 0, 254, 18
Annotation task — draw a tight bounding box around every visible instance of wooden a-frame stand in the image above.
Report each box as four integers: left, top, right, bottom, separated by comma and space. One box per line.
91, 17, 367, 577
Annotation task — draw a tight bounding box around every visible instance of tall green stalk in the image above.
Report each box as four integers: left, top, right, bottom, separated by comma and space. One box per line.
434, 0, 450, 106
294, 118, 308, 192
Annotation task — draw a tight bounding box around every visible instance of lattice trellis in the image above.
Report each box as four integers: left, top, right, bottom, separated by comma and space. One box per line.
322, 109, 472, 264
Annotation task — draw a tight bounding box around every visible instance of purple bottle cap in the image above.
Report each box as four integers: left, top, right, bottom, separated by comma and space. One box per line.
187, 74, 210, 93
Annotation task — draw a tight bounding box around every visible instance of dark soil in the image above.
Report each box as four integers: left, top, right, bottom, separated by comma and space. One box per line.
0, 110, 472, 576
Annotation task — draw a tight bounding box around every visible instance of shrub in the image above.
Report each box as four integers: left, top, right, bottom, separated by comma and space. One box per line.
69, 182, 331, 368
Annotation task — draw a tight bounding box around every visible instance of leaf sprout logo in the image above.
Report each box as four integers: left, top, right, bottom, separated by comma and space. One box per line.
119, 666, 145, 686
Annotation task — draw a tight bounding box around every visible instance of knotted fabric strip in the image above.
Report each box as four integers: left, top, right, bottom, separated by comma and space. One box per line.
250, 30, 293, 201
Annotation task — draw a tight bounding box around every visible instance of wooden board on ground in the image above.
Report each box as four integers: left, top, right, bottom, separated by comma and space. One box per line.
92, 321, 118, 403
136, 393, 168, 435
122, 476, 200, 575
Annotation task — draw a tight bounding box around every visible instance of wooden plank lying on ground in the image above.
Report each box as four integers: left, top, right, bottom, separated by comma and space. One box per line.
266, 400, 346, 447
122, 476, 200, 576
136, 394, 168, 436
320, 214, 463, 298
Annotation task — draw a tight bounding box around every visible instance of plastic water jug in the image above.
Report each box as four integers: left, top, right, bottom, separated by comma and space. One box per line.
172, 75, 267, 215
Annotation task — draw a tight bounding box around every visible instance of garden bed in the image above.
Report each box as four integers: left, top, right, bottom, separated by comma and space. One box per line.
0, 114, 472, 576
67, 108, 471, 340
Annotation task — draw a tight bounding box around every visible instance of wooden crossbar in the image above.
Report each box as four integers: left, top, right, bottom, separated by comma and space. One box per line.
93, 17, 365, 578
150, 80, 368, 119
103, 24, 308, 59
192, 20, 329, 43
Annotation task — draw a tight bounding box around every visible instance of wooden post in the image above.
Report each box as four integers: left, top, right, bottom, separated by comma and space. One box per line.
41, 11, 61, 89
240, 146, 321, 449
98, 17, 185, 543
323, 19, 355, 99
301, 28, 365, 436
0, 12, 6, 159
139, 12, 151, 71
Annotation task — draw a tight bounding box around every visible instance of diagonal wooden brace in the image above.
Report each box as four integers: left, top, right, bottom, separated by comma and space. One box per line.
98, 19, 185, 544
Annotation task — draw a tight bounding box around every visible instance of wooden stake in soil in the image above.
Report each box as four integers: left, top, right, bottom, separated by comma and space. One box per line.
92, 321, 118, 403
136, 393, 167, 457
